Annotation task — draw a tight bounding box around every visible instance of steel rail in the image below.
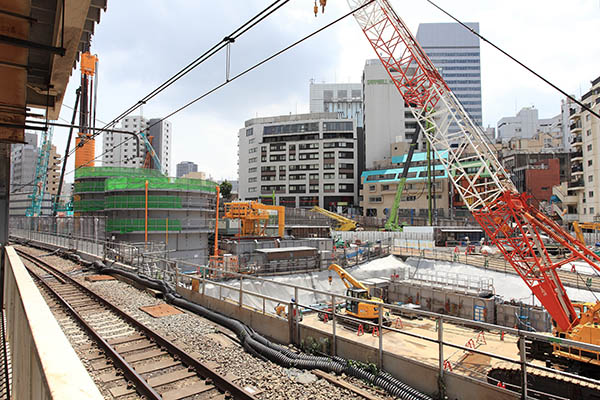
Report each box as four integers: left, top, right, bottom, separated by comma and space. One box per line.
23, 260, 162, 400
17, 249, 255, 400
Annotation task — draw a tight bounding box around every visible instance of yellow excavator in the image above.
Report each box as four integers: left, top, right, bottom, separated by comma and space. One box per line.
310, 206, 361, 231
324, 264, 390, 331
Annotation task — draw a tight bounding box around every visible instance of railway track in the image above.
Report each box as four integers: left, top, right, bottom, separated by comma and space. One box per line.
17, 248, 256, 400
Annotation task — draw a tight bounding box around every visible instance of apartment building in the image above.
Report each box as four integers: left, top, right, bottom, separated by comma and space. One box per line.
566, 76, 600, 222
103, 115, 171, 174
238, 112, 358, 210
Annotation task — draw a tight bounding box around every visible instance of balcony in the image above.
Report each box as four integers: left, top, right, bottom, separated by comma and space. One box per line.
571, 151, 583, 161
567, 179, 584, 192
570, 121, 582, 133
571, 135, 583, 146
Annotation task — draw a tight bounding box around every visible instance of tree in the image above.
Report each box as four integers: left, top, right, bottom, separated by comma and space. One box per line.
220, 180, 232, 200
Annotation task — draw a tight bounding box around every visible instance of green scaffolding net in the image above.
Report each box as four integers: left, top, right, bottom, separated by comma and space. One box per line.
104, 195, 182, 209
105, 177, 216, 193
75, 166, 164, 179
106, 219, 182, 233
73, 199, 104, 212
74, 181, 105, 193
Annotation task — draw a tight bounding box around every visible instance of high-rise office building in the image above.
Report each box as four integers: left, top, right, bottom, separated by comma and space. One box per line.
176, 161, 198, 177
362, 59, 423, 169
10, 131, 38, 193
416, 22, 483, 129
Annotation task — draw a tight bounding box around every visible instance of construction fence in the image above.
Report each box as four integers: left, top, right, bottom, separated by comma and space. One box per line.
9, 216, 106, 240
74, 195, 214, 212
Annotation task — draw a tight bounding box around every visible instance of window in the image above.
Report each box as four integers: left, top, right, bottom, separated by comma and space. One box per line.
248, 187, 256, 192
339, 173, 354, 179
279, 165, 286, 171
263, 122, 319, 135
261, 156, 267, 162
299, 151, 317, 159
382, 184, 390, 191
270, 154, 286, 162
589, 175, 594, 183
299, 143, 319, 150
270, 143, 286, 151
590, 191, 595, 198
289, 184, 306, 193
246, 128, 254, 136
369, 185, 376, 192
589, 160, 593, 167
289, 174, 306, 181
369, 196, 383, 203
309, 185, 319, 193
248, 147, 257, 153
309, 173, 319, 180
261, 166, 276, 172
248, 167, 257, 173
591, 207, 596, 215
339, 163, 354, 170
587, 129, 592, 137
289, 144, 296, 151
339, 151, 354, 159
248, 157, 257, 163
323, 121, 353, 131
588, 144, 593, 151
248, 177, 257, 183
339, 184, 354, 193
324, 173, 335, 179
289, 154, 295, 161
323, 151, 335, 159
324, 184, 335, 192
261, 175, 275, 181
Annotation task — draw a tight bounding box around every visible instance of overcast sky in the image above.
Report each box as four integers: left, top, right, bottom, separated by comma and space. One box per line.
53, 0, 600, 182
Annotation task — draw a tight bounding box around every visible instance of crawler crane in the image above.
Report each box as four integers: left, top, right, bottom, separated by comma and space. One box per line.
317, 0, 600, 377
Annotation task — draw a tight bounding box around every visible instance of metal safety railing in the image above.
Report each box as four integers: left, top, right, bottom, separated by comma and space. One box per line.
10, 228, 600, 399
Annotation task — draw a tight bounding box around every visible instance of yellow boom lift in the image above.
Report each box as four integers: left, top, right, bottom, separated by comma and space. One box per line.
310, 206, 360, 231
326, 264, 390, 331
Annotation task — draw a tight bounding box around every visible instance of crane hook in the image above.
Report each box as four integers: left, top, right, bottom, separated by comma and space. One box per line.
314, 1, 318, 17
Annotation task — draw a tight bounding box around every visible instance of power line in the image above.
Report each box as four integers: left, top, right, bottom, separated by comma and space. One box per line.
424, 0, 600, 120
64, 0, 292, 160
65, 1, 376, 176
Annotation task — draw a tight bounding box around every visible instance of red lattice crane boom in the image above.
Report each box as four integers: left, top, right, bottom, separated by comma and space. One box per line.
347, 0, 600, 334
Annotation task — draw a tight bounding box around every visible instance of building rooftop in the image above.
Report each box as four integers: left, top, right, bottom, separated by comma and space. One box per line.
244, 112, 347, 127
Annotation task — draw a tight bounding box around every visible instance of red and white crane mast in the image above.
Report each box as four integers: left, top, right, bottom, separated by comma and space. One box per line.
347, 0, 600, 333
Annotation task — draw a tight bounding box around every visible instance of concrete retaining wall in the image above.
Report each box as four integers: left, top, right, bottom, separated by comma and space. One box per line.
176, 285, 292, 344
2, 246, 102, 400
387, 281, 496, 324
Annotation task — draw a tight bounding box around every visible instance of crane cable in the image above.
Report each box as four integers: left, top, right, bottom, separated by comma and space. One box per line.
424, 0, 600, 121
65, 0, 377, 176
64, 0, 292, 159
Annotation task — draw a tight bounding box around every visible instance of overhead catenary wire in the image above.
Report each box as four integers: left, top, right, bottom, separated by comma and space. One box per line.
65, 1, 377, 176
424, 0, 600, 121
64, 0, 292, 160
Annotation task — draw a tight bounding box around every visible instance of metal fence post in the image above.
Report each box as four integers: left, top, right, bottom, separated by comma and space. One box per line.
438, 317, 445, 396
202, 267, 206, 295
519, 335, 528, 399
378, 303, 383, 369
294, 287, 299, 345
239, 276, 243, 307
331, 294, 336, 357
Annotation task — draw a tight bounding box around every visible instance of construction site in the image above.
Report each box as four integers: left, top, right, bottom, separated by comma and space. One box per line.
1, 1, 600, 400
